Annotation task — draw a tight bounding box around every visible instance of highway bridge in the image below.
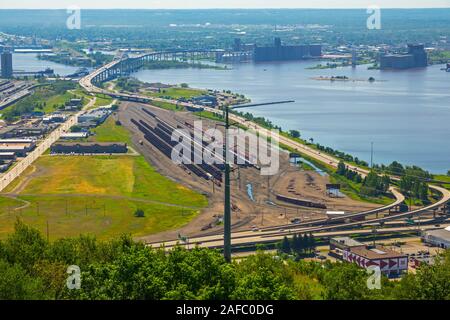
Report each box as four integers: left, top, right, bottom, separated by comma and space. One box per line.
80, 49, 249, 87
79, 55, 450, 249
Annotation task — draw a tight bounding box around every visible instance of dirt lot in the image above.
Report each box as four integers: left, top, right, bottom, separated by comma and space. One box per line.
119, 102, 382, 242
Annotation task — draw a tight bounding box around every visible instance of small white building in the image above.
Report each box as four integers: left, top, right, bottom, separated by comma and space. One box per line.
60, 132, 88, 140
422, 227, 450, 249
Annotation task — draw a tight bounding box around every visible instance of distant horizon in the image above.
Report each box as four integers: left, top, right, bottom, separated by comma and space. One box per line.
1, 0, 450, 10
0, 7, 450, 10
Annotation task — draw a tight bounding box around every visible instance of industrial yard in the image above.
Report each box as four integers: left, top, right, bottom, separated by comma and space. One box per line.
116, 102, 390, 242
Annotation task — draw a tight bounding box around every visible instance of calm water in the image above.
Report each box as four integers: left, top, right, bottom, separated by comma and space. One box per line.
12, 53, 79, 76
132, 62, 450, 174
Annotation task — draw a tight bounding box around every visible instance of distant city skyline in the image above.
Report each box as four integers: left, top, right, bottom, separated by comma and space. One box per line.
0, 0, 450, 9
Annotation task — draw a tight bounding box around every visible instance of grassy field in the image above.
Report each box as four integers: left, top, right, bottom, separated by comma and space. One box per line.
151, 100, 185, 111
0, 156, 207, 240
92, 94, 114, 108
148, 87, 207, 99
435, 175, 450, 190
0, 115, 207, 240
88, 116, 132, 145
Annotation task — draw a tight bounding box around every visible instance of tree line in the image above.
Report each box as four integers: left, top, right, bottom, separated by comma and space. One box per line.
1, 221, 449, 300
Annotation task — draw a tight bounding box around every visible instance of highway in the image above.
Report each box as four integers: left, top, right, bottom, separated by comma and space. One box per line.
149, 223, 450, 250
79, 57, 450, 248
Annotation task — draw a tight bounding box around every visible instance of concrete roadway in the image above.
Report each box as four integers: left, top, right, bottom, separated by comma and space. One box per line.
149, 223, 450, 250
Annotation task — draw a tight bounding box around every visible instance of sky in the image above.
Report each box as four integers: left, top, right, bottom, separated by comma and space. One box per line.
0, 0, 449, 9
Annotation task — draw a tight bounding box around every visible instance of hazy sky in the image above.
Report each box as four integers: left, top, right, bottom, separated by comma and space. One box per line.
1, 0, 449, 9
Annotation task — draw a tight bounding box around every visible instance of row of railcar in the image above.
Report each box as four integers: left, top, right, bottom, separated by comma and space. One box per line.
131, 115, 223, 184
276, 194, 327, 209
0, 81, 13, 93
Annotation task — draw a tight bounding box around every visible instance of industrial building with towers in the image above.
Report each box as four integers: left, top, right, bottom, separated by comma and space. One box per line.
380, 44, 428, 70
253, 37, 322, 62
0, 48, 13, 78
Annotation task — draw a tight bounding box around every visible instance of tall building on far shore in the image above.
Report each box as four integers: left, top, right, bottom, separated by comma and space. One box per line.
380, 44, 428, 70
254, 38, 322, 62
1, 50, 13, 78
233, 38, 242, 52
407, 44, 428, 67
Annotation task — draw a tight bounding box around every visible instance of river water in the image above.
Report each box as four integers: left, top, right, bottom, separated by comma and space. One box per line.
12, 53, 79, 76
132, 61, 450, 174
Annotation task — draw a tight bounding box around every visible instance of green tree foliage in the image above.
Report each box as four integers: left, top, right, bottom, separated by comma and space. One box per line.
289, 130, 301, 139
336, 161, 363, 184
1, 221, 450, 300
399, 175, 429, 201
0, 260, 48, 300
134, 209, 145, 218
277, 234, 317, 258
280, 236, 291, 254
360, 171, 390, 197
386, 161, 405, 176
231, 252, 295, 300
393, 250, 450, 299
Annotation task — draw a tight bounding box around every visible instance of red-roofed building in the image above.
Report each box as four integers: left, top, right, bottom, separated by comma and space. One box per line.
343, 245, 408, 277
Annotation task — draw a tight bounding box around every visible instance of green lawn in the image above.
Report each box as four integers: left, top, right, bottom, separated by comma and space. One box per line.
435, 175, 450, 183
195, 110, 224, 122
435, 175, 450, 190
92, 94, 114, 108
148, 87, 207, 99
0, 195, 199, 240
88, 116, 132, 145
0, 155, 207, 240
151, 100, 184, 111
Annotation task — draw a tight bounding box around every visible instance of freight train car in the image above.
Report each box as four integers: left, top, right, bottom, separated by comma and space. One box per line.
276, 194, 327, 209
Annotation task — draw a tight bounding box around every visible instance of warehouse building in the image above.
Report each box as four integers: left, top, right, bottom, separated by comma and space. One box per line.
51, 142, 127, 154
78, 108, 111, 125
330, 237, 366, 251
421, 227, 450, 249
0, 139, 36, 156
60, 132, 89, 140
0, 152, 16, 160
0, 125, 50, 138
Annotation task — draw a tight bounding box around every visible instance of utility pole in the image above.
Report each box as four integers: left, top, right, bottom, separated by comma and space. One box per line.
220, 100, 295, 263
223, 106, 231, 263
370, 142, 374, 169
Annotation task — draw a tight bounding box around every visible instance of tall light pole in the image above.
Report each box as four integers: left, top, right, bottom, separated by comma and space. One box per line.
223, 106, 232, 262
370, 142, 374, 169
221, 100, 294, 262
